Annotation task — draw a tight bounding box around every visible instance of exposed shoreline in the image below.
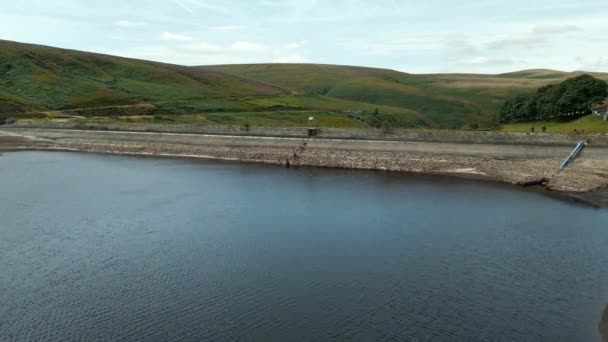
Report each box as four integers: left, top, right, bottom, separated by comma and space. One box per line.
2, 126, 608, 208
601, 305, 608, 342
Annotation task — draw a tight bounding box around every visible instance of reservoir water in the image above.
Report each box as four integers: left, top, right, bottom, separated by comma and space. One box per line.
1, 151, 607, 341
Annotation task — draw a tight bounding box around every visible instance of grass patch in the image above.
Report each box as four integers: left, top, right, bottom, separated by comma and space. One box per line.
204, 111, 362, 128
73, 111, 362, 128
500, 115, 608, 134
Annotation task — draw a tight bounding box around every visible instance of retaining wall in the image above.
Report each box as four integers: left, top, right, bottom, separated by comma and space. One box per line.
9, 122, 608, 146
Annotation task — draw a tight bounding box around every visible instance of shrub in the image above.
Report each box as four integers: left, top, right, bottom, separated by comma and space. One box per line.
242, 122, 251, 132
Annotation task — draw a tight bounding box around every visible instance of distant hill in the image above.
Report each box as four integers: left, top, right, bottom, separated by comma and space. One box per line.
498, 69, 608, 80
0, 40, 285, 113
1, 40, 606, 128
207, 64, 608, 127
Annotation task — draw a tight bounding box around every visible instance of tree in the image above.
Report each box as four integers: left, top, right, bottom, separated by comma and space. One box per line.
500, 95, 529, 122
369, 108, 382, 128
559, 74, 607, 113
500, 74, 607, 123
535, 84, 562, 120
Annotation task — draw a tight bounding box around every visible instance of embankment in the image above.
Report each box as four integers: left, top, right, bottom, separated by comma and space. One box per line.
10, 121, 608, 146
1, 126, 608, 207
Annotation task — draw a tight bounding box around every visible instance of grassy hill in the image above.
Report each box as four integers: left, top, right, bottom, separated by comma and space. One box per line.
0, 40, 428, 128
208, 64, 608, 128
1, 39, 606, 129
0, 40, 285, 113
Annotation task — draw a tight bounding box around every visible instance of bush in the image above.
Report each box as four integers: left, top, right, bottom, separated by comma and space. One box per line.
381, 121, 394, 134
242, 122, 251, 132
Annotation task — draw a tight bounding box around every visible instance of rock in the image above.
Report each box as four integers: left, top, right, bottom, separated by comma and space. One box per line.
517, 178, 549, 187
600, 305, 608, 342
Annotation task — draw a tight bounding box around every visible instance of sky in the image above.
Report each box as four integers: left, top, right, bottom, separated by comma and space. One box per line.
1, 0, 607, 73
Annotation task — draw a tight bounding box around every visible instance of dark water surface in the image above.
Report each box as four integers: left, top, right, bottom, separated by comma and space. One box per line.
1, 151, 608, 342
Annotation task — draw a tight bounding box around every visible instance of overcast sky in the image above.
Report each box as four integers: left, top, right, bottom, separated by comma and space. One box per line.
1, 0, 607, 73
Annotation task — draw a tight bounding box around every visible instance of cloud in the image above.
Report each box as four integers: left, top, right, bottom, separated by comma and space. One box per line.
116, 39, 311, 65
231, 41, 264, 52
284, 41, 305, 49
174, 0, 227, 13
261, 1, 287, 7
274, 55, 309, 63
574, 56, 608, 71
532, 24, 582, 35
174, 0, 194, 14
114, 39, 310, 65
160, 32, 193, 41
113, 20, 146, 28
482, 24, 585, 52
445, 39, 477, 55
486, 36, 545, 50
176, 42, 223, 54
211, 25, 243, 31
364, 36, 446, 56
463, 57, 514, 66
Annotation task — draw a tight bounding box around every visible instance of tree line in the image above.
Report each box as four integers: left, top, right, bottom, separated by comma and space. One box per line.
500, 74, 607, 123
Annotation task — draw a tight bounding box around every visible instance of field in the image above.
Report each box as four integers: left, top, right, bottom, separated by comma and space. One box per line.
1, 39, 607, 130
501, 115, 608, 134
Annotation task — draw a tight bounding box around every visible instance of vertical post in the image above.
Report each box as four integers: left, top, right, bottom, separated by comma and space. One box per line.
308, 116, 315, 137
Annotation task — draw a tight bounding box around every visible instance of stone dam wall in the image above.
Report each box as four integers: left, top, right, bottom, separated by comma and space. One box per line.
8, 122, 608, 146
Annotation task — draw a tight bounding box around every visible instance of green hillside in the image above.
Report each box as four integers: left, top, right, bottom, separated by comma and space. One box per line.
207, 64, 608, 128
0, 40, 428, 128
1, 40, 606, 129
0, 40, 285, 113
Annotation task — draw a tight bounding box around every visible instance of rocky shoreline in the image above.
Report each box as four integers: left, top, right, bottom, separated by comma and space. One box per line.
2, 127, 608, 208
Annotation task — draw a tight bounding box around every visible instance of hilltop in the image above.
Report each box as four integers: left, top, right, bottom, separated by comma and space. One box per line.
208, 64, 608, 128
0, 40, 285, 112
1, 40, 606, 129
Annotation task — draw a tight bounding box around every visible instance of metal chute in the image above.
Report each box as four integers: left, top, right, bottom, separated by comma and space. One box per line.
559, 140, 586, 172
